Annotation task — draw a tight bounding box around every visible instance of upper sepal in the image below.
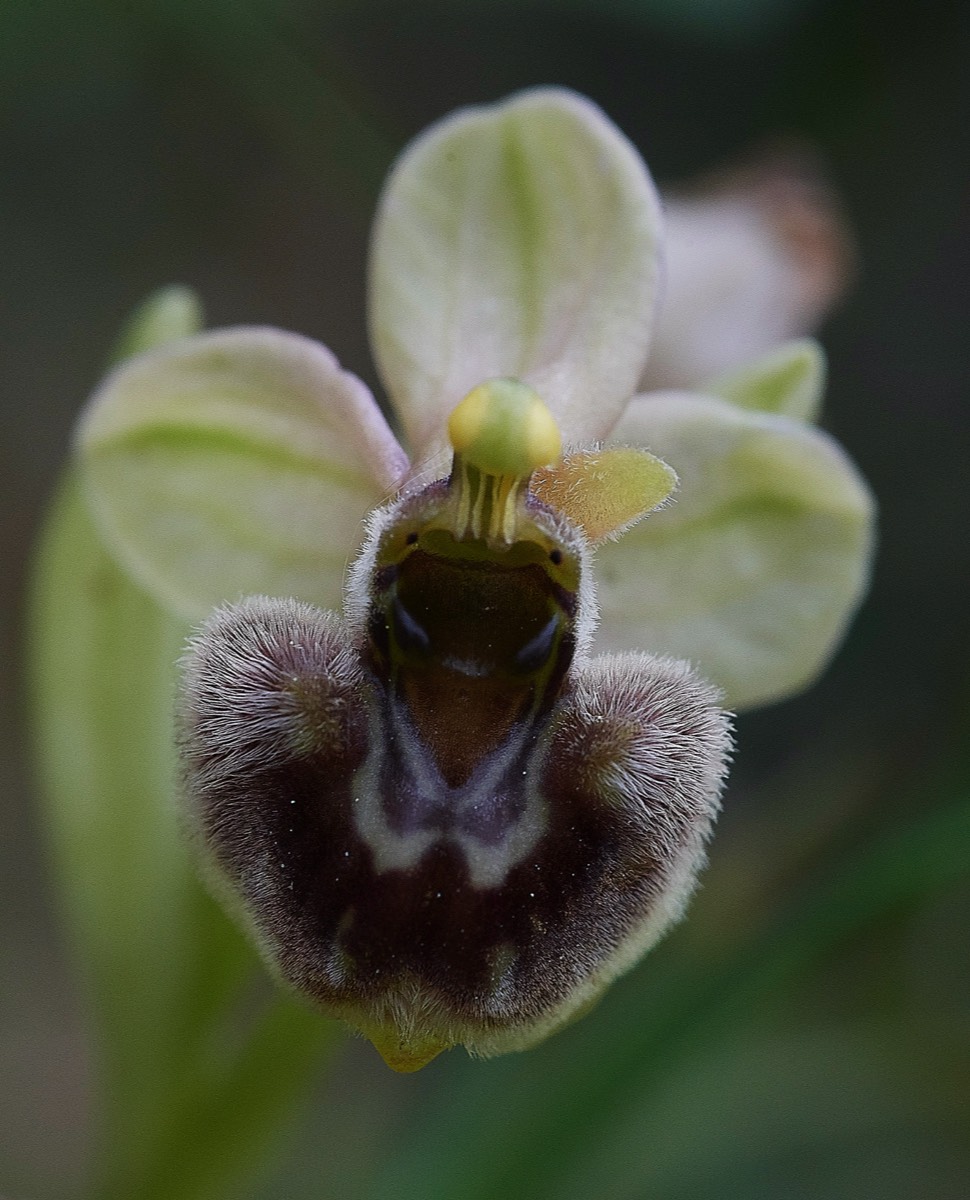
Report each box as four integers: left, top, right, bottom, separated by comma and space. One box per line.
369, 87, 663, 459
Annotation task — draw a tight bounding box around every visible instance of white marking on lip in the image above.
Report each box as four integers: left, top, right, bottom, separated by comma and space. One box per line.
440, 655, 489, 677
350, 684, 549, 890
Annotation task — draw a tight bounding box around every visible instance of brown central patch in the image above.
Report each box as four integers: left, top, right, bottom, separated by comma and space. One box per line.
370, 548, 576, 788
398, 668, 536, 788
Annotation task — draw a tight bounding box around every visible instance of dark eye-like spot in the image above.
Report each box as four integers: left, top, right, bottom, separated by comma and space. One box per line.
514, 613, 560, 674
367, 607, 391, 660
392, 594, 432, 657
549, 549, 563, 566
371, 563, 399, 592
405, 532, 419, 546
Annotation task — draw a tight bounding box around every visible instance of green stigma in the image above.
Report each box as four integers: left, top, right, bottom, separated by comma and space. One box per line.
447, 379, 562, 544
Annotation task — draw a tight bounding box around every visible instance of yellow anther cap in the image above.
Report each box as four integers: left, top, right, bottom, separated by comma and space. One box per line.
448, 379, 562, 478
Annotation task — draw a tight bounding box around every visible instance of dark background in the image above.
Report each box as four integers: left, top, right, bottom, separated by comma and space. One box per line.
2, 1, 968, 1196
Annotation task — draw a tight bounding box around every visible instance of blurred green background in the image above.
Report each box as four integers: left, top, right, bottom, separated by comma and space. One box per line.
2, 0, 968, 1197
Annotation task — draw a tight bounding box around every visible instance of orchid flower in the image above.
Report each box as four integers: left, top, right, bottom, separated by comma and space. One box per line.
72, 89, 873, 1072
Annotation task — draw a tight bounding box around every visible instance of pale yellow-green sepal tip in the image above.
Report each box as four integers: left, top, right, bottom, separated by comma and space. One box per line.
448, 379, 562, 477
531, 447, 677, 543
109, 284, 205, 365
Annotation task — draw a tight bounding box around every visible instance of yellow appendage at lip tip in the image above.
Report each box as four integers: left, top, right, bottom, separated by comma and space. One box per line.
364, 1025, 448, 1073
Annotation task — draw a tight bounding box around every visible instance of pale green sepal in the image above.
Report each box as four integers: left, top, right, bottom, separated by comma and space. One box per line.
597, 392, 875, 709
110, 285, 205, 364
28, 472, 336, 1200
707, 338, 826, 422
369, 87, 662, 459
76, 326, 409, 620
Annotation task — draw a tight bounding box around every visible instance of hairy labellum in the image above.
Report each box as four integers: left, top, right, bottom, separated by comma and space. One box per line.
178, 384, 731, 1070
